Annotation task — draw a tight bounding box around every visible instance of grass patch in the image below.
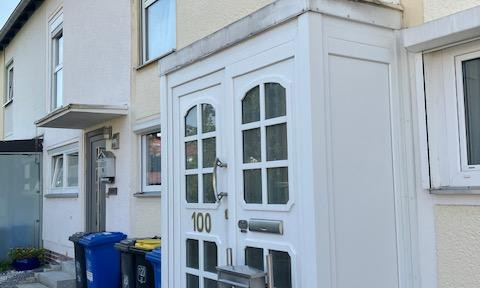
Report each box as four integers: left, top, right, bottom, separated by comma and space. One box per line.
0, 260, 11, 273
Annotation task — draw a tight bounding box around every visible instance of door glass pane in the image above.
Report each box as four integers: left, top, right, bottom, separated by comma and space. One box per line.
186, 175, 198, 203
202, 138, 216, 168
185, 106, 198, 136
202, 104, 216, 133
462, 58, 480, 165
67, 153, 78, 187
244, 169, 262, 204
265, 83, 286, 119
185, 141, 198, 169
266, 123, 288, 161
269, 250, 292, 288
242, 86, 260, 124
146, 132, 162, 185
243, 128, 261, 163
186, 239, 199, 269
203, 174, 215, 204
267, 167, 289, 204
204, 241, 218, 273
204, 278, 217, 288
245, 247, 264, 271
186, 273, 199, 288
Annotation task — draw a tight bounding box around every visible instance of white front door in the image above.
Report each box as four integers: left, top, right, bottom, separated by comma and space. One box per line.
177, 84, 228, 288
173, 59, 297, 288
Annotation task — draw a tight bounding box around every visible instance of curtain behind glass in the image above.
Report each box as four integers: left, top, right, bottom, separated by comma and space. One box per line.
146, 0, 175, 60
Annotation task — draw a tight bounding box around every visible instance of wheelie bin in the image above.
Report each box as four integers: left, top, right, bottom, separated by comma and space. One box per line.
79, 232, 127, 288
69, 232, 91, 288
114, 239, 136, 288
131, 239, 161, 288
145, 248, 161, 288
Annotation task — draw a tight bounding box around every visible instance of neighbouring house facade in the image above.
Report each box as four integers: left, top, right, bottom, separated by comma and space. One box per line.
2, 0, 480, 287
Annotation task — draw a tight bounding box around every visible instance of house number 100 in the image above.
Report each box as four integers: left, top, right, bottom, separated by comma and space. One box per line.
192, 212, 212, 233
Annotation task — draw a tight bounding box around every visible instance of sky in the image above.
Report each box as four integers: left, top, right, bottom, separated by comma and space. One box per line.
0, 0, 21, 30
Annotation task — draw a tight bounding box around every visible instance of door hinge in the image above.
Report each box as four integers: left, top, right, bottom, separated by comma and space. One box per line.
224, 209, 229, 220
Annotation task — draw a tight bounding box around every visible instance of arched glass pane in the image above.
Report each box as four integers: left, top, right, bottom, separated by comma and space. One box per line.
242, 86, 260, 124
185, 106, 197, 136
202, 104, 216, 133
265, 83, 286, 119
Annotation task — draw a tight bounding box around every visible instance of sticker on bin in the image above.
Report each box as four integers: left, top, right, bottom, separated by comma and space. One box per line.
123, 275, 130, 288
86, 271, 93, 282
137, 265, 147, 284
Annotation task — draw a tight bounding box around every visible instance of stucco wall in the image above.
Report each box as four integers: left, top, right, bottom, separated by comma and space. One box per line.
423, 0, 480, 22
435, 205, 480, 288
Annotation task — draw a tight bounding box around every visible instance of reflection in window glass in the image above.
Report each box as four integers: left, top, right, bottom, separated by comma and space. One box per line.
185, 141, 198, 170
462, 58, 480, 165
202, 138, 216, 168
186, 239, 199, 269
269, 250, 292, 288
266, 124, 288, 161
202, 104, 216, 133
203, 174, 215, 204
204, 241, 218, 273
52, 155, 63, 188
244, 169, 262, 204
265, 83, 286, 119
185, 106, 197, 136
242, 86, 260, 124
67, 153, 78, 187
145, 0, 175, 61
243, 128, 261, 163
245, 247, 264, 271
267, 167, 289, 204
186, 175, 198, 203
145, 132, 161, 185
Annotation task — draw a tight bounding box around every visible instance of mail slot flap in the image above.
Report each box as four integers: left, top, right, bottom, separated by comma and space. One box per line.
248, 219, 283, 235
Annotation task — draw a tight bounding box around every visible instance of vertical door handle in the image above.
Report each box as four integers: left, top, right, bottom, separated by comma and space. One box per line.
213, 158, 228, 202
266, 254, 274, 288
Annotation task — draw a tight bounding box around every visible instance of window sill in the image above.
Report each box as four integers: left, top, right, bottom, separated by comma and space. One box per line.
133, 191, 162, 198
44, 192, 79, 199
135, 49, 175, 71
430, 186, 480, 195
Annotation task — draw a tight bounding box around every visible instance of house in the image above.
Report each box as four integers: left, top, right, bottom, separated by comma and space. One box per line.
1, 0, 480, 287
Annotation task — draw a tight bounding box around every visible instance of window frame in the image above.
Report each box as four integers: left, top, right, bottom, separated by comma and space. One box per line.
49, 144, 79, 193
4, 60, 14, 106
140, 0, 176, 64
49, 11, 63, 111
141, 131, 162, 193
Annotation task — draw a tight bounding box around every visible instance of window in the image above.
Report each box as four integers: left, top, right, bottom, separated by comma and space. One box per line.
245, 247, 292, 288
4, 61, 13, 105
52, 29, 63, 109
141, 0, 175, 63
51, 151, 78, 189
185, 238, 218, 287
142, 131, 162, 192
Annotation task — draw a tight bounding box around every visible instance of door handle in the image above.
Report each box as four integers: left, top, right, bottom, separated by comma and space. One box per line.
213, 158, 228, 202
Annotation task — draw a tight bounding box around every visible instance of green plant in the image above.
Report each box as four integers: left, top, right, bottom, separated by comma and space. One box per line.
0, 260, 11, 272
8, 247, 45, 261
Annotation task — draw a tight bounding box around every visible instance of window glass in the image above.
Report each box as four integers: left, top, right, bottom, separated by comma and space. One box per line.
203, 174, 215, 204
145, 0, 175, 61
204, 278, 217, 288
462, 58, 480, 165
244, 169, 262, 204
266, 124, 288, 161
185, 141, 198, 169
186, 274, 199, 288
242, 86, 260, 124
202, 138, 216, 168
67, 153, 78, 187
54, 68, 63, 108
185, 106, 197, 136
52, 155, 64, 188
202, 104, 216, 133
265, 83, 286, 119
269, 250, 292, 288
6, 65, 13, 103
245, 247, 264, 271
53, 31, 63, 109
243, 128, 261, 163
267, 167, 289, 204
145, 132, 161, 186
203, 241, 217, 273
186, 239, 199, 269
186, 175, 198, 203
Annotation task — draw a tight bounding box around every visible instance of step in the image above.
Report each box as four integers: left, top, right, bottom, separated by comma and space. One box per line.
16, 284, 49, 288
60, 261, 75, 276
36, 271, 75, 288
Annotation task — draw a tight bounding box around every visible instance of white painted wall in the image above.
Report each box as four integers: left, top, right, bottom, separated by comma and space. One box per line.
424, 0, 480, 22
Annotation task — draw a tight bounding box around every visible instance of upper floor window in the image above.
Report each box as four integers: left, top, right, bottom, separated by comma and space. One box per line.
49, 12, 63, 110
4, 61, 13, 106
141, 0, 175, 63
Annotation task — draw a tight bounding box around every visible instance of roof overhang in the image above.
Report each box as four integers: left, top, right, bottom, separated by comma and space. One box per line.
0, 0, 44, 50
35, 104, 128, 129
403, 5, 480, 53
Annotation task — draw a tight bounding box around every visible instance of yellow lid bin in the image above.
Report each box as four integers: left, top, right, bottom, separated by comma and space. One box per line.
134, 238, 161, 251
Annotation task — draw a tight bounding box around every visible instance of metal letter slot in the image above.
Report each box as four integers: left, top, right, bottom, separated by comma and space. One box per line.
248, 219, 283, 235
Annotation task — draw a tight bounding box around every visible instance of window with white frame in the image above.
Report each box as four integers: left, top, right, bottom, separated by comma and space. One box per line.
141, 131, 161, 192
141, 0, 175, 63
50, 13, 63, 110
424, 43, 480, 189
51, 150, 78, 190
4, 61, 13, 105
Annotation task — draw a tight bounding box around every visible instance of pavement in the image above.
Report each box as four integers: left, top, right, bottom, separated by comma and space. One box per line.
0, 270, 36, 288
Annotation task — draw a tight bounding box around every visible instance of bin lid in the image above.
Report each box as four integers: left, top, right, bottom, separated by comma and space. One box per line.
145, 248, 161, 263
79, 232, 126, 247
134, 239, 161, 251
68, 232, 91, 242
114, 239, 136, 252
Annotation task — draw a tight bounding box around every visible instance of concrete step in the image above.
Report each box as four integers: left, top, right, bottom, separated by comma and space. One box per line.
36, 271, 75, 288
16, 284, 49, 288
60, 261, 75, 276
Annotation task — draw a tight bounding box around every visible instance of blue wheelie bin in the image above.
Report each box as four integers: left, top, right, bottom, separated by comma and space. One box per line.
79, 232, 127, 288
145, 248, 161, 288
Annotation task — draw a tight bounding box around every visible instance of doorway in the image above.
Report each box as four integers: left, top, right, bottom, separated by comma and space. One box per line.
86, 129, 107, 232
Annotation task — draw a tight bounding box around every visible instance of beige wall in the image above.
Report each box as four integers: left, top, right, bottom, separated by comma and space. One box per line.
423, 0, 480, 22
401, 0, 424, 27
435, 205, 480, 288
176, 0, 274, 49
